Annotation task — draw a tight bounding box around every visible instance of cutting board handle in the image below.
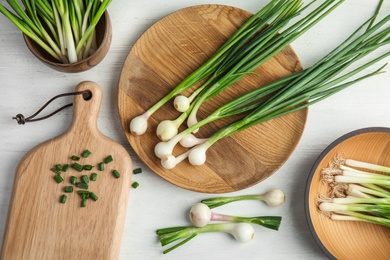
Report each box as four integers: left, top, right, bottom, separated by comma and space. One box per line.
68, 81, 102, 133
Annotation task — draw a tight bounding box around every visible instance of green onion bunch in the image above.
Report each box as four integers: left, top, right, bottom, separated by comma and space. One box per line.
318, 155, 390, 227
154, 0, 390, 169
0, 0, 112, 63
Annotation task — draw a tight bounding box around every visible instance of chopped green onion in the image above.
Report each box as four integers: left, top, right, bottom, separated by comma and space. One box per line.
132, 182, 139, 189
98, 162, 104, 171
71, 155, 80, 161
60, 195, 67, 204
62, 164, 70, 172
82, 164, 93, 171
104, 155, 113, 164
81, 150, 92, 158
55, 164, 63, 171
64, 186, 74, 193
51, 168, 61, 175
90, 173, 98, 181
81, 199, 87, 207
76, 182, 88, 190
89, 192, 98, 201
133, 168, 142, 174
81, 175, 89, 183
112, 170, 120, 178
54, 174, 63, 183
71, 163, 83, 172
70, 176, 77, 185
77, 190, 90, 195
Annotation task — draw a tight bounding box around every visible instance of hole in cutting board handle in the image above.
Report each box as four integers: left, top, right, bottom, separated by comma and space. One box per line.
82, 91, 93, 101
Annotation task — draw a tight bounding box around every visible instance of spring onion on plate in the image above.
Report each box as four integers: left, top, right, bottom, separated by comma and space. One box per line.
156, 1, 390, 168
318, 154, 390, 227
130, 0, 314, 137
0, 0, 112, 63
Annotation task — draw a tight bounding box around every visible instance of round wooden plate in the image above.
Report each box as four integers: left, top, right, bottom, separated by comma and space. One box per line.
118, 5, 307, 193
305, 127, 390, 260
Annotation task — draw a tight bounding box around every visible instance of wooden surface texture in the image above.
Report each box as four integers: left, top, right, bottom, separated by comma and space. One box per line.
118, 5, 307, 193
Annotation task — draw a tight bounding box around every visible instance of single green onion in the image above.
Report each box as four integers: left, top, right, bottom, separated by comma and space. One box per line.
112, 170, 120, 179
70, 176, 77, 185
77, 190, 90, 195
64, 186, 74, 193
54, 174, 63, 183
71, 155, 80, 161
90, 173, 98, 181
104, 155, 113, 164
76, 182, 88, 190
89, 192, 98, 201
83, 164, 93, 171
81, 175, 89, 183
81, 199, 87, 207
51, 168, 61, 175
62, 164, 70, 172
71, 163, 83, 172
60, 195, 67, 204
132, 182, 139, 189
98, 162, 104, 171
81, 150, 92, 158
55, 164, 63, 171
133, 168, 142, 174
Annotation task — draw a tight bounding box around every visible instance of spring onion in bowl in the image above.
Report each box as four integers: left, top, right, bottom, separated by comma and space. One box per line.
0, 0, 111, 63
157, 3, 390, 168
318, 155, 390, 227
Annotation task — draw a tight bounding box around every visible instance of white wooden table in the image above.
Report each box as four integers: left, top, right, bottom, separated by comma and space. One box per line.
1, 1, 389, 259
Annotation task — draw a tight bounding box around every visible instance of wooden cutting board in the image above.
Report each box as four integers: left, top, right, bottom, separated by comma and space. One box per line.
118, 5, 307, 193
1, 81, 132, 259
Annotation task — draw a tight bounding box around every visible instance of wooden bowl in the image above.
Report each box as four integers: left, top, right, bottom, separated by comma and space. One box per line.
118, 5, 307, 193
23, 12, 112, 73
305, 127, 390, 260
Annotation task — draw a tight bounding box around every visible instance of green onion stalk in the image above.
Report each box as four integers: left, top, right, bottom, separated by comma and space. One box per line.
0, 0, 111, 63
130, 0, 307, 136
156, 3, 390, 168
152, 0, 348, 142
318, 155, 390, 227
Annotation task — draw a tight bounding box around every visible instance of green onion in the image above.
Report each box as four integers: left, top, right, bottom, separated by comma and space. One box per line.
60, 195, 67, 204
81, 150, 92, 158
98, 162, 104, 171
133, 168, 142, 174
132, 182, 139, 189
64, 186, 74, 193
0, 0, 112, 63
155, 1, 390, 168
55, 164, 63, 171
112, 170, 120, 178
318, 155, 390, 227
62, 164, 70, 172
157, 223, 255, 254
82, 164, 93, 171
130, 0, 308, 136
70, 176, 77, 185
104, 155, 113, 164
71, 163, 83, 172
89, 192, 98, 201
90, 173, 98, 181
81, 175, 89, 183
77, 190, 90, 195
71, 155, 80, 161
54, 174, 63, 183
51, 168, 61, 175
76, 182, 88, 190
81, 199, 87, 207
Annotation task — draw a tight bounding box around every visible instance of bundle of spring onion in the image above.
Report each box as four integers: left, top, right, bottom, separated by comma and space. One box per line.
157, 189, 285, 254
318, 155, 390, 227
154, 0, 390, 169
0, 0, 111, 63
130, 0, 344, 137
